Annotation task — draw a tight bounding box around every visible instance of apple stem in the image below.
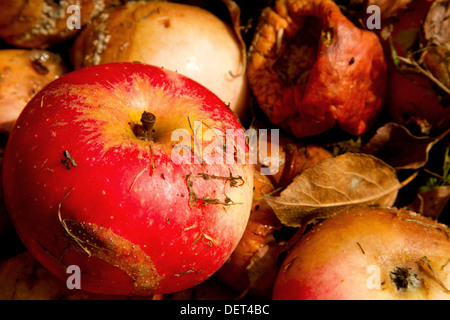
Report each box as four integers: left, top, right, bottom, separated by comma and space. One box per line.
133, 111, 156, 142
141, 111, 156, 141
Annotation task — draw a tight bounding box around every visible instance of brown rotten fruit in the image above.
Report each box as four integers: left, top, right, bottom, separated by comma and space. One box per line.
247, 0, 388, 138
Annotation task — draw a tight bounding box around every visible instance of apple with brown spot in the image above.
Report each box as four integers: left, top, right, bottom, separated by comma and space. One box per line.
2, 62, 254, 295
0, 49, 66, 133
273, 207, 450, 300
70, 1, 250, 122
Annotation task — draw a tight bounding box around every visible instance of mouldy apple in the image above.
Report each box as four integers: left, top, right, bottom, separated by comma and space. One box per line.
272, 207, 450, 300
2, 62, 254, 295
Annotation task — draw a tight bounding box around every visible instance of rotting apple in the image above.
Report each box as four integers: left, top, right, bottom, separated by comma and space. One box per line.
247, 0, 388, 138
0, 49, 67, 133
2, 62, 254, 296
70, 1, 250, 122
272, 207, 450, 300
0, 0, 122, 48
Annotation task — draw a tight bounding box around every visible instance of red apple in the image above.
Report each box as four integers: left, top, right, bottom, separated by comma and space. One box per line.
2, 62, 254, 296
272, 207, 450, 300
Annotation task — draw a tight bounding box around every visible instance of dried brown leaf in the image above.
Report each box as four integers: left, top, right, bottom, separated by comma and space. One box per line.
408, 186, 450, 220
423, 0, 450, 45
362, 123, 450, 170
265, 153, 400, 227
221, 0, 246, 77
422, 0, 450, 90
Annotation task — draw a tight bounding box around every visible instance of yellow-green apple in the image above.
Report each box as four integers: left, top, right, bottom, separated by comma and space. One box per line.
2, 62, 254, 295
272, 207, 450, 300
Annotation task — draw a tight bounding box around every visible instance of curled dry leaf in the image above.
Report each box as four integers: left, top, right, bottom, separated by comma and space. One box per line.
408, 186, 450, 220
362, 122, 450, 170
265, 153, 401, 227
422, 0, 450, 91
221, 0, 247, 77
379, 0, 433, 58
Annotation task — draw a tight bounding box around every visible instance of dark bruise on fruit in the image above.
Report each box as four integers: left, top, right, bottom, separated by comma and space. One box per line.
61, 219, 164, 295
30, 57, 50, 75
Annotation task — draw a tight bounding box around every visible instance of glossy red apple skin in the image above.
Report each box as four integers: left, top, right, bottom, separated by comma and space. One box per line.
2, 62, 254, 295
272, 208, 450, 300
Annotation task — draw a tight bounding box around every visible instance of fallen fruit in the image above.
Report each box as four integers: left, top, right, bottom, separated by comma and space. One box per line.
247, 0, 388, 138
70, 1, 250, 122
0, 251, 162, 300
0, 49, 66, 133
0, 0, 121, 48
2, 62, 254, 295
272, 207, 450, 300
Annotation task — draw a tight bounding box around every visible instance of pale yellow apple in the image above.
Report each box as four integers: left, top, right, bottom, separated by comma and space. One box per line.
71, 1, 250, 122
